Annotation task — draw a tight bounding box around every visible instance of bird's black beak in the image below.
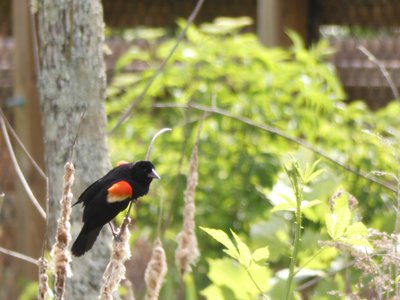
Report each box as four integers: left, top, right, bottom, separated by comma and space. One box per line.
148, 168, 160, 179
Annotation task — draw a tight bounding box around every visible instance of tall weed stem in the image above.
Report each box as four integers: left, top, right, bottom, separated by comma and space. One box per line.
284, 162, 304, 300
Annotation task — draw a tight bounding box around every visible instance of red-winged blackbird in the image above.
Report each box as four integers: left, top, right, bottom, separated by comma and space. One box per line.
71, 160, 160, 256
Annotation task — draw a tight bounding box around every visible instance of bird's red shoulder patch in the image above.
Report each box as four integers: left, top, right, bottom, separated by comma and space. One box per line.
107, 180, 133, 203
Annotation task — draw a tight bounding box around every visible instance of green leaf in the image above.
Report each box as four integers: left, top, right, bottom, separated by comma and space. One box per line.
344, 222, 368, 237
325, 213, 336, 240
304, 169, 324, 184
231, 230, 252, 267
271, 200, 296, 213
203, 258, 270, 300
223, 249, 240, 260
325, 206, 351, 240
338, 237, 372, 248
300, 199, 322, 210
252, 247, 270, 263
201, 227, 239, 259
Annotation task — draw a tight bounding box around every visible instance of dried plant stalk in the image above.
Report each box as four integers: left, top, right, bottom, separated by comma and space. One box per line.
144, 238, 168, 300
99, 217, 132, 300
175, 124, 202, 275
50, 162, 74, 299
38, 257, 50, 300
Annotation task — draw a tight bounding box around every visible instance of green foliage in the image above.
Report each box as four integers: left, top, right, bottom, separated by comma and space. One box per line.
106, 17, 400, 299
200, 227, 270, 299
275, 158, 324, 300
200, 227, 270, 270
325, 192, 371, 248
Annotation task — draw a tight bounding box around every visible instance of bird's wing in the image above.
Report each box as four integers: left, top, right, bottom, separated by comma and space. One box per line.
72, 164, 131, 207
106, 180, 133, 203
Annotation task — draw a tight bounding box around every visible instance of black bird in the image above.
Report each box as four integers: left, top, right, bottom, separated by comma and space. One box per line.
71, 160, 160, 256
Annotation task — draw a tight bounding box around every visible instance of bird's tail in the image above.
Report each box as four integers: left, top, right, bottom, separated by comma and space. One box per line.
71, 225, 102, 257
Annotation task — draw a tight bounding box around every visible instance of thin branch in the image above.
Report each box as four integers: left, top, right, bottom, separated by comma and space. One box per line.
157, 192, 164, 238
298, 261, 354, 291
0, 109, 46, 179
358, 46, 400, 101
0, 245, 38, 265
293, 245, 328, 277
0, 192, 4, 215
69, 109, 87, 162
109, 0, 205, 134
0, 116, 46, 218
145, 128, 172, 160
153, 103, 397, 193
245, 268, 266, 300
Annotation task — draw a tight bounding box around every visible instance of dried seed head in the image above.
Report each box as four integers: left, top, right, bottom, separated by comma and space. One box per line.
144, 238, 167, 300
37, 257, 50, 300
50, 162, 75, 299
99, 217, 132, 300
175, 139, 200, 275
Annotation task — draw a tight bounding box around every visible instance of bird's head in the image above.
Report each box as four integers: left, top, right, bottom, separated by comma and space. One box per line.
132, 160, 160, 185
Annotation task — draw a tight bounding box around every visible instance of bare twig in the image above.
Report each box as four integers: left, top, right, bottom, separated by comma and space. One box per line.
0, 192, 4, 215
153, 103, 397, 193
298, 261, 354, 291
358, 46, 400, 101
0, 116, 46, 218
0, 109, 46, 179
157, 193, 164, 238
29, 0, 40, 79
69, 109, 87, 162
145, 128, 172, 160
109, 0, 205, 133
0, 245, 38, 265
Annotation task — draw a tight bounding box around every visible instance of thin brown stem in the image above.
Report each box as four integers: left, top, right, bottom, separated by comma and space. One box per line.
0, 109, 46, 179
358, 46, 400, 101
298, 261, 354, 291
0, 245, 38, 265
109, 0, 205, 133
153, 103, 397, 193
0, 116, 46, 218
69, 109, 87, 162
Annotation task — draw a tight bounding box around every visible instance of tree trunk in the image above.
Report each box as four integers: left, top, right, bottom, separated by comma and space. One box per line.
37, 1, 111, 298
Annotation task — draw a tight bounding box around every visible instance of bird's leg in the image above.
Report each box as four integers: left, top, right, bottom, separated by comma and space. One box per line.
108, 222, 120, 240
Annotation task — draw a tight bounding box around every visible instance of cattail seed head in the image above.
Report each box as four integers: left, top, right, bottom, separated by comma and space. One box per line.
144, 238, 167, 300
50, 162, 75, 299
175, 138, 200, 275
99, 217, 132, 300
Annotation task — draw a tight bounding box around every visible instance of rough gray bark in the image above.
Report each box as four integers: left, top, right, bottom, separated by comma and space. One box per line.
38, 1, 111, 298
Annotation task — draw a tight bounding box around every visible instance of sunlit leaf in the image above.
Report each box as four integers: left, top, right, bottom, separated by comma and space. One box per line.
231, 230, 252, 267
201, 227, 239, 259
252, 246, 270, 263
300, 199, 322, 210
